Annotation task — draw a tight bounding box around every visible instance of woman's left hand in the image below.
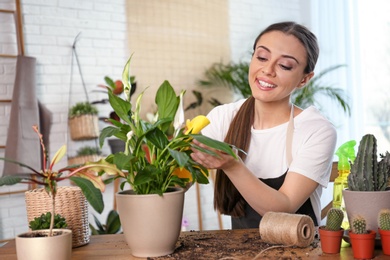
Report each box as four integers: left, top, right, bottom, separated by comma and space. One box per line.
190, 139, 239, 171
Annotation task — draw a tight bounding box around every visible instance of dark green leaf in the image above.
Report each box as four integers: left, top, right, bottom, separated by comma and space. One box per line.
99, 126, 120, 147
0, 175, 23, 186
191, 134, 237, 158
169, 149, 189, 168
70, 177, 104, 214
108, 91, 132, 125
145, 128, 169, 149
106, 210, 121, 234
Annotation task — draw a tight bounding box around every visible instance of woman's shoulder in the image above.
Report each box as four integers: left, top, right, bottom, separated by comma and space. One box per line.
296, 106, 337, 135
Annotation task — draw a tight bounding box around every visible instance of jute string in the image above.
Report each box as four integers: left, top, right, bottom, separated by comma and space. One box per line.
259, 212, 315, 248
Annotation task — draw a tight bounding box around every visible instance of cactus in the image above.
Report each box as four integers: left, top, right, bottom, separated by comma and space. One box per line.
325, 208, 344, 231
348, 134, 390, 191
351, 215, 368, 234
378, 208, 390, 231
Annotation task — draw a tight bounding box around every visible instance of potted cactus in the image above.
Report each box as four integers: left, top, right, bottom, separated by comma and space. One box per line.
378, 208, 390, 255
318, 208, 345, 254
342, 134, 390, 238
349, 215, 376, 259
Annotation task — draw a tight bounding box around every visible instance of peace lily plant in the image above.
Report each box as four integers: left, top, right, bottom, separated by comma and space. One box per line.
100, 55, 238, 195
0, 125, 121, 236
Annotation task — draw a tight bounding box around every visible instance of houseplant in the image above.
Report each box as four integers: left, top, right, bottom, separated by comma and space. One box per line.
92, 75, 137, 154
342, 134, 390, 239
349, 215, 376, 259
89, 209, 121, 235
319, 208, 344, 254
197, 62, 351, 116
99, 56, 238, 257
0, 125, 121, 257
68, 145, 102, 166
68, 101, 99, 140
378, 208, 390, 255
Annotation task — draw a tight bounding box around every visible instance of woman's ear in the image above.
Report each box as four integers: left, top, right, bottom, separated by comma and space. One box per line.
298, 72, 314, 88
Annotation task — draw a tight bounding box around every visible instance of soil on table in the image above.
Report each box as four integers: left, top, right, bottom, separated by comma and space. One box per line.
149, 229, 320, 260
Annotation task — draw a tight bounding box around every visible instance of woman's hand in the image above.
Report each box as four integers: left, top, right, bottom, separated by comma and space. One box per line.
190, 139, 240, 171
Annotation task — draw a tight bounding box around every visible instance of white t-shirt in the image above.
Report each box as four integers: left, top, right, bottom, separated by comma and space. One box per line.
201, 98, 337, 224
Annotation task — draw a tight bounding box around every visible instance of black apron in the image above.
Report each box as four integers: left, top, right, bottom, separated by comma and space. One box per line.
231, 106, 318, 229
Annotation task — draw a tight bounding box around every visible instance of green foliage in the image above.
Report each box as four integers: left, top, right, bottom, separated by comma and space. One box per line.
378, 208, 390, 231
351, 215, 368, 234
29, 212, 67, 230
89, 210, 121, 235
348, 134, 390, 191
75, 146, 101, 156
100, 56, 237, 195
198, 61, 251, 98
325, 208, 344, 231
0, 126, 122, 237
69, 102, 98, 118
196, 62, 350, 116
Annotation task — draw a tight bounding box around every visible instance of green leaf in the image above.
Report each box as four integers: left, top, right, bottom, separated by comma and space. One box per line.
108, 91, 132, 125
70, 177, 104, 214
191, 134, 237, 158
106, 210, 121, 234
104, 76, 115, 90
112, 152, 134, 170
155, 80, 179, 119
145, 128, 169, 149
169, 149, 189, 168
155, 80, 179, 132
133, 166, 156, 186
0, 175, 23, 186
99, 126, 121, 147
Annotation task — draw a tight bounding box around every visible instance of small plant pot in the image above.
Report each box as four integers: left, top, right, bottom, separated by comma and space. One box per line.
379, 228, 390, 256
349, 230, 376, 259
16, 229, 72, 260
319, 226, 344, 254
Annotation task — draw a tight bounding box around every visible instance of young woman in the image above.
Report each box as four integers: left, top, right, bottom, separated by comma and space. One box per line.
191, 21, 337, 229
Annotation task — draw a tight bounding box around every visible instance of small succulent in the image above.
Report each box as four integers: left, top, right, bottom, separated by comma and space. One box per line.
351, 215, 368, 234
325, 208, 344, 231
378, 208, 390, 231
29, 212, 67, 230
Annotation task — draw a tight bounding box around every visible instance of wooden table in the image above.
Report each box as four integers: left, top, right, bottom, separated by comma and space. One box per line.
0, 229, 388, 259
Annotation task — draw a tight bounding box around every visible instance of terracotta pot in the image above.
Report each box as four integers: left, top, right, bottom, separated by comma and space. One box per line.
116, 187, 185, 257
343, 189, 390, 239
349, 230, 376, 259
16, 229, 72, 260
379, 228, 390, 255
318, 226, 344, 254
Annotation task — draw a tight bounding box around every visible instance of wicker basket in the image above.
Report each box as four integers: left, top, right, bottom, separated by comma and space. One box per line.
25, 186, 90, 248
68, 154, 102, 166
68, 114, 99, 140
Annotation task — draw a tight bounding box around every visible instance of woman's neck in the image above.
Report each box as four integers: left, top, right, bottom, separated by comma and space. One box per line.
253, 102, 298, 130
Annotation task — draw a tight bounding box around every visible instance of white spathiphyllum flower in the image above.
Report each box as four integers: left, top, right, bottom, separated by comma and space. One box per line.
173, 91, 185, 137
127, 130, 134, 141
122, 54, 134, 102
125, 130, 134, 154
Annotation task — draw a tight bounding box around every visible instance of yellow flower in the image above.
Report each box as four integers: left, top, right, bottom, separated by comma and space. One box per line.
185, 115, 210, 134
172, 168, 192, 182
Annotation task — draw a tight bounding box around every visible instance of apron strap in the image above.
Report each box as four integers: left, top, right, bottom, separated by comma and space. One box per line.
286, 105, 294, 167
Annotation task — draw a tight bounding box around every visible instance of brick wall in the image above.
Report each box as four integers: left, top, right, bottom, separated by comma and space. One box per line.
0, 0, 305, 240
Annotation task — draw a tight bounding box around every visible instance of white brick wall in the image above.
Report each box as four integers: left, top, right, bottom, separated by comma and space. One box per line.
0, 0, 305, 240
0, 0, 129, 240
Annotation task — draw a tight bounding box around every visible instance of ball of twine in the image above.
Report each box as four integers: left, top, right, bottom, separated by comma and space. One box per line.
259, 212, 315, 248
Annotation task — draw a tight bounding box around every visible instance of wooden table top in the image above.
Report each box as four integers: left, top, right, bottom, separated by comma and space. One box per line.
0, 228, 388, 259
